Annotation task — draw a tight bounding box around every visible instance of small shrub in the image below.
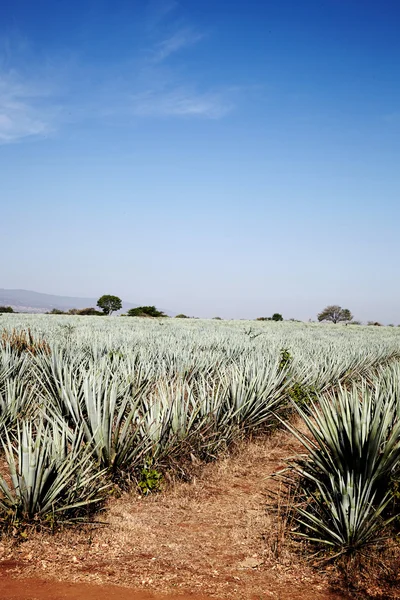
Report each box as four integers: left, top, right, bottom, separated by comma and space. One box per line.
76, 307, 104, 316
0, 306, 14, 313
256, 314, 283, 321
108, 349, 124, 360
279, 348, 292, 371
138, 465, 163, 495
288, 382, 317, 408
128, 306, 166, 318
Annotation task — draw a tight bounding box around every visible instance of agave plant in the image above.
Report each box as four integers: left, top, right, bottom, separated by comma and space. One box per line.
35, 352, 151, 474
0, 419, 107, 524
139, 378, 205, 459
222, 358, 290, 429
285, 382, 400, 553
296, 471, 394, 552
78, 374, 148, 472
0, 346, 29, 394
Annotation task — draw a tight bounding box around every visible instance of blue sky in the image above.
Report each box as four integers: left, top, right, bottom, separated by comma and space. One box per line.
1, 0, 399, 322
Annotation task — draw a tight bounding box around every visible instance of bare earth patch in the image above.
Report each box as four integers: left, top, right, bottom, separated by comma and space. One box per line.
0, 429, 344, 599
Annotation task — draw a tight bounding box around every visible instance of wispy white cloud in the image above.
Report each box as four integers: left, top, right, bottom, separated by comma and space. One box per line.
0, 73, 55, 143
0, 2, 239, 143
130, 87, 233, 119
151, 28, 204, 63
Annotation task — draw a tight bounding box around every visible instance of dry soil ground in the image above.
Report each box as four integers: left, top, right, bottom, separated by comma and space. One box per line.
0, 428, 346, 600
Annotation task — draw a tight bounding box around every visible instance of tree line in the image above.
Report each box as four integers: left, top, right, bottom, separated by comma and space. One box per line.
0, 298, 396, 326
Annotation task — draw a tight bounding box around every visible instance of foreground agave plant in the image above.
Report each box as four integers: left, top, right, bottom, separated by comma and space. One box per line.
286, 383, 400, 554
296, 471, 393, 552
0, 420, 108, 524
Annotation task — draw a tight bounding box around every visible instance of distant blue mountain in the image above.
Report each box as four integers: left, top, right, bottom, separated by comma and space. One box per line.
0, 288, 140, 314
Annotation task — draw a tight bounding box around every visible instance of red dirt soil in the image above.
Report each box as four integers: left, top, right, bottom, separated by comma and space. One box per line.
0, 577, 213, 600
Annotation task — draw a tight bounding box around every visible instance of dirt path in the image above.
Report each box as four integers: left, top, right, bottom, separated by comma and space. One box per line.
0, 577, 214, 600
0, 429, 345, 600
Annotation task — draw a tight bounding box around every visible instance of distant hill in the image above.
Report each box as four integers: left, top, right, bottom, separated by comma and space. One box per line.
0, 289, 140, 314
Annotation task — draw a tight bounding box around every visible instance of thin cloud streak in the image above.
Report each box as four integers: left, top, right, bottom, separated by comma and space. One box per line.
151, 28, 205, 63
130, 87, 233, 118
0, 74, 54, 143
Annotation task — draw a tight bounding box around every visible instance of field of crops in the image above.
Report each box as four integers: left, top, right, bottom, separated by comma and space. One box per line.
1, 314, 400, 557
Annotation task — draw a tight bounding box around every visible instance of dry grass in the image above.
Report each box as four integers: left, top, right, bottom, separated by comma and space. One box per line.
327, 542, 400, 599
1, 329, 51, 356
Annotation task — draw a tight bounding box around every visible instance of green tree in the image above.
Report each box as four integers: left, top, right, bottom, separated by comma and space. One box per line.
317, 305, 353, 324
127, 306, 166, 317
175, 314, 188, 318
0, 306, 14, 313
97, 295, 122, 316
271, 313, 283, 321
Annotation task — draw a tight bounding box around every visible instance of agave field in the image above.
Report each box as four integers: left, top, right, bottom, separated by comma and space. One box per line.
1, 314, 400, 557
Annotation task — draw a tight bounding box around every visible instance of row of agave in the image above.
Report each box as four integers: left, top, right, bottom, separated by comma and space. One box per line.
0, 340, 296, 525
0, 316, 400, 543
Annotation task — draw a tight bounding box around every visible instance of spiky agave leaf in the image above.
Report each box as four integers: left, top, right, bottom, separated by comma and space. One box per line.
221, 357, 290, 429
80, 373, 148, 471
0, 346, 29, 393
0, 378, 35, 429
36, 352, 150, 473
